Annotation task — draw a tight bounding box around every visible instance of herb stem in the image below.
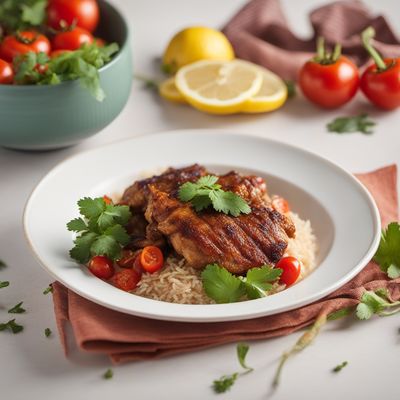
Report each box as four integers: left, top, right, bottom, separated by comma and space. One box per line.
361, 27, 387, 71
316, 36, 325, 61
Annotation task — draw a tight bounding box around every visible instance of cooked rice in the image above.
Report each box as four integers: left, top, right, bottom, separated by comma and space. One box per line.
133, 211, 317, 304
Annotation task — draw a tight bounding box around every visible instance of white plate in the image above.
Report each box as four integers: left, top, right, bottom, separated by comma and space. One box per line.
24, 130, 381, 322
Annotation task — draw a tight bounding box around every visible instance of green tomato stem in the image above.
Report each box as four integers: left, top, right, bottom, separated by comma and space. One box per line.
332, 44, 342, 62
362, 27, 387, 71
316, 36, 325, 60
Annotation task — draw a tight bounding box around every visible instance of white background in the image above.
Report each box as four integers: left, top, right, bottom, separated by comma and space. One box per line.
1, 0, 400, 399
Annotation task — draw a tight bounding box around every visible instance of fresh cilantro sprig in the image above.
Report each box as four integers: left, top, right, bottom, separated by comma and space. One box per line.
373, 222, 400, 278
178, 176, 251, 217
0, 0, 46, 32
327, 113, 375, 135
8, 302, 26, 314
356, 288, 400, 320
67, 197, 132, 264
212, 343, 253, 394
13, 43, 119, 101
202, 264, 282, 303
0, 319, 24, 334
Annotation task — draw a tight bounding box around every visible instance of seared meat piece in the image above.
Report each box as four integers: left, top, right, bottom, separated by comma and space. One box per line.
121, 164, 207, 211
145, 183, 295, 275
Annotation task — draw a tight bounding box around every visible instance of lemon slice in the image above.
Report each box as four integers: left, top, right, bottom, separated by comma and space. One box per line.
241, 64, 288, 113
159, 77, 186, 103
175, 60, 263, 114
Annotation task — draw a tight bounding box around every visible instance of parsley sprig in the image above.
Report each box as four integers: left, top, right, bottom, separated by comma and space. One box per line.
212, 343, 253, 394
327, 113, 376, 134
0, 0, 46, 32
202, 264, 282, 303
67, 197, 132, 264
178, 176, 251, 217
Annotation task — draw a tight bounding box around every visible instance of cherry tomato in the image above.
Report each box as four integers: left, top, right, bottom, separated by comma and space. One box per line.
112, 269, 141, 291
103, 195, 112, 205
52, 27, 93, 51
47, 0, 100, 33
117, 250, 138, 268
88, 255, 115, 280
277, 256, 301, 287
94, 38, 106, 47
299, 37, 359, 109
133, 252, 144, 275
271, 196, 290, 214
140, 246, 164, 273
0, 59, 14, 84
0, 31, 51, 63
50, 49, 72, 58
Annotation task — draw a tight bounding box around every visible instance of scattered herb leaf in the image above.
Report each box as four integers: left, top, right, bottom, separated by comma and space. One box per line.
332, 361, 348, 373
135, 74, 159, 90
179, 175, 251, 217
236, 343, 253, 372
242, 266, 282, 300
0, 260, 6, 269
67, 197, 131, 264
356, 289, 400, 320
103, 368, 113, 379
284, 80, 296, 98
0, 319, 24, 334
327, 113, 375, 134
374, 222, 400, 278
43, 285, 53, 295
8, 302, 26, 314
45, 328, 52, 338
0, 281, 10, 289
273, 313, 327, 387
213, 373, 238, 394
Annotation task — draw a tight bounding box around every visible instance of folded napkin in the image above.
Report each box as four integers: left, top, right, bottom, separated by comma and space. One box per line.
52, 165, 399, 364
223, 0, 400, 80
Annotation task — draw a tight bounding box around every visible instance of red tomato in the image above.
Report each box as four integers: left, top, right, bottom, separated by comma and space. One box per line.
0, 31, 51, 62
50, 49, 72, 58
52, 27, 93, 51
271, 196, 290, 214
47, 0, 100, 33
140, 246, 164, 273
112, 269, 141, 291
103, 195, 112, 205
0, 59, 14, 84
88, 255, 115, 279
299, 56, 359, 108
94, 37, 106, 47
117, 250, 138, 268
277, 257, 301, 287
360, 59, 400, 110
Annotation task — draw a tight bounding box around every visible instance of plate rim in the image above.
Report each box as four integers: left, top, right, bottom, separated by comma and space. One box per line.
23, 129, 381, 322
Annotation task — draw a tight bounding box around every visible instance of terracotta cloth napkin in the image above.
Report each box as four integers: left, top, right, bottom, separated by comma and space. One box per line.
52, 165, 399, 364
222, 0, 400, 80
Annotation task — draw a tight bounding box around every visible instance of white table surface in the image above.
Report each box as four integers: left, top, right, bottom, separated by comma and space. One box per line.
1, 0, 400, 399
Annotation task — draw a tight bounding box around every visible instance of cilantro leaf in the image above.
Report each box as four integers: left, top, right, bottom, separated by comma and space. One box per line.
0, 0, 46, 31
0, 319, 23, 334
356, 289, 400, 320
0, 281, 10, 289
104, 224, 130, 245
103, 369, 113, 379
201, 264, 246, 303
237, 343, 253, 372
44, 328, 52, 338
21, 0, 46, 25
8, 302, 26, 314
67, 218, 88, 232
78, 197, 105, 220
327, 113, 375, 135
178, 175, 251, 217
70, 232, 98, 264
374, 223, 400, 278
243, 266, 282, 299
91, 235, 122, 260
356, 302, 373, 320
212, 373, 238, 393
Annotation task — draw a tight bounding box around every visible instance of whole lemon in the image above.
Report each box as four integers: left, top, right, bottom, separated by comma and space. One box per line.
162, 26, 235, 73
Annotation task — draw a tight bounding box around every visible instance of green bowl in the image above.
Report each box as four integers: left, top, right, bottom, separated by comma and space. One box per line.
0, 0, 132, 151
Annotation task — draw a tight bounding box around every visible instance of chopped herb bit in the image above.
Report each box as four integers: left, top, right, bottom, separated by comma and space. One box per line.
0, 0, 46, 31
332, 361, 348, 373
103, 368, 113, 379
284, 80, 296, 98
8, 302, 26, 314
356, 289, 400, 320
161, 62, 177, 75
202, 264, 281, 303
44, 328, 52, 338
135, 74, 159, 90
213, 373, 238, 393
236, 343, 253, 372
374, 222, 400, 278
43, 285, 53, 295
0, 319, 24, 334
67, 197, 132, 264
273, 313, 327, 387
327, 113, 375, 134
0, 260, 6, 269
179, 175, 251, 217
0, 281, 10, 289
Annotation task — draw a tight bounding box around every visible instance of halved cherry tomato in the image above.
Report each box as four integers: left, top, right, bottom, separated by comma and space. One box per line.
47, 0, 100, 33
299, 37, 359, 109
133, 252, 144, 275
140, 246, 164, 273
103, 195, 112, 205
0, 31, 51, 63
117, 250, 137, 268
271, 196, 290, 214
277, 256, 301, 287
0, 59, 14, 84
88, 255, 114, 279
52, 27, 93, 51
112, 269, 141, 291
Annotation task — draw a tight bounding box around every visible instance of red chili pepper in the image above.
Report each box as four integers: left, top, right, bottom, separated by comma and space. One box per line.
360, 27, 400, 110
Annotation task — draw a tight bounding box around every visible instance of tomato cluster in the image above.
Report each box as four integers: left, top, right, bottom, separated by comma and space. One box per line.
299, 28, 400, 110
0, 0, 101, 85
